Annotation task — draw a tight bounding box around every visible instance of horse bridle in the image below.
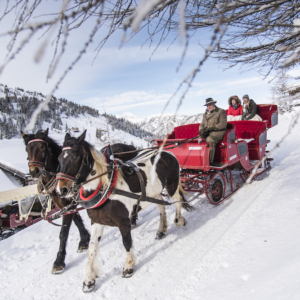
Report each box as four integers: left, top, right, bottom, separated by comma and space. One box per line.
27, 139, 50, 169
27, 139, 58, 192
56, 146, 95, 189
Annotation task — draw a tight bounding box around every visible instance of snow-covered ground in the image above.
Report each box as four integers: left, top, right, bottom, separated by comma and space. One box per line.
0, 139, 29, 174
0, 169, 22, 192
1, 112, 300, 300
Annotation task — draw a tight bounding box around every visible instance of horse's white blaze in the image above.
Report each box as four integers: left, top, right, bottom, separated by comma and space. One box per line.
56, 183, 62, 195
63, 152, 68, 158
55, 180, 73, 198
84, 223, 104, 284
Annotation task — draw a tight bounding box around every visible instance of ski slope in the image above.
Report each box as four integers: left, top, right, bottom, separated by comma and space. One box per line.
1, 112, 300, 300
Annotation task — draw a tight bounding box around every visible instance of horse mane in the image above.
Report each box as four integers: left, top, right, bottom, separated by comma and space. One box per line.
89, 148, 111, 187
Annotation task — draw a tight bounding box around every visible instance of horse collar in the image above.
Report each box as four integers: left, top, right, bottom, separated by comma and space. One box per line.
77, 160, 118, 209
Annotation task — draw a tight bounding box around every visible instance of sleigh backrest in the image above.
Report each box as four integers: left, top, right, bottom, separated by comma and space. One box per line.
257, 104, 278, 128
173, 123, 200, 139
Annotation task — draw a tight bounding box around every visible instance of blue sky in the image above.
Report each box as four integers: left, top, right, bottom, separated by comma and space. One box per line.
0, 1, 277, 118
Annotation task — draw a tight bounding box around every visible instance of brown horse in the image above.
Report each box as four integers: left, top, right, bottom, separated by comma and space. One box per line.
56, 131, 193, 292
22, 129, 136, 274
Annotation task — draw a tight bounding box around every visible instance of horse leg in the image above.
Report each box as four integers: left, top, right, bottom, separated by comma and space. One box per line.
83, 223, 105, 293
119, 220, 136, 278
52, 214, 74, 274
155, 202, 168, 240
130, 205, 138, 229
73, 212, 90, 253
172, 188, 187, 227
130, 205, 142, 229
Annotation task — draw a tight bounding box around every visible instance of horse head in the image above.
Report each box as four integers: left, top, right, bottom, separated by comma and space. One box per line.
56, 130, 106, 198
21, 128, 61, 179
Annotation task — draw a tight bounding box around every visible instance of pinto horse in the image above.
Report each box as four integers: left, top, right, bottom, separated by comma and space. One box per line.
22, 129, 137, 274
56, 130, 193, 292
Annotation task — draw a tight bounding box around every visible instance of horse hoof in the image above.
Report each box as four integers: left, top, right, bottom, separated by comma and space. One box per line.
82, 280, 95, 293
77, 241, 89, 253
122, 268, 134, 278
175, 217, 187, 227
155, 232, 166, 240
131, 223, 137, 230
51, 264, 65, 274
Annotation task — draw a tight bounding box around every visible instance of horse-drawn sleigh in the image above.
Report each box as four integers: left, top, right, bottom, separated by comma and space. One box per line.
0, 103, 277, 292
153, 104, 278, 204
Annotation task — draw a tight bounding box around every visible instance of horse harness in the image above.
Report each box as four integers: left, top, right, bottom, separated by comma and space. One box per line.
47, 145, 172, 225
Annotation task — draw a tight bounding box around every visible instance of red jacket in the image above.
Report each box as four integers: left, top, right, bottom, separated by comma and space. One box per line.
227, 104, 243, 116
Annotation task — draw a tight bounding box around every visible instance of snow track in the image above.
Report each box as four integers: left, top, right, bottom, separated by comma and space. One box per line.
1, 113, 300, 300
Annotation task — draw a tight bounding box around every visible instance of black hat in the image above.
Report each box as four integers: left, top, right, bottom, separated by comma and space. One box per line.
204, 97, 217, 106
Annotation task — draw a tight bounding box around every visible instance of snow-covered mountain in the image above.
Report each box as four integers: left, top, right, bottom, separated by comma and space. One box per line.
0, 84, 48, 101
0, 84, 150, 149
118, 112, 204, 137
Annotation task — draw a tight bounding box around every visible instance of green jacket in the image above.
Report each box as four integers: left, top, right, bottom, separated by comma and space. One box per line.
199, 106, 227, 141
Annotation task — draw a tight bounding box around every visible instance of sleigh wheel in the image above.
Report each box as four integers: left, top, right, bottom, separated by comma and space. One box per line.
206, 178, 224, 205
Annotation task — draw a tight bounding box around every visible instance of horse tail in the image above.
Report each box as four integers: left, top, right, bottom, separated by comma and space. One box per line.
179, 183, 195, 212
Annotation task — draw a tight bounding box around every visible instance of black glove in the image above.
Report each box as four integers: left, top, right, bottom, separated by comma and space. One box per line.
206, 127, 214, 133
199, 129, 206, 136
242, 114, 249, 120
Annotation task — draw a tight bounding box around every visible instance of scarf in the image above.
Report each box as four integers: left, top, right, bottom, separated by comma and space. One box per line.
243, 103, 249, 114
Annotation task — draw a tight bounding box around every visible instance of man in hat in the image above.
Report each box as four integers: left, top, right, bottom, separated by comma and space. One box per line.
199, 98, 227, 164
242, 94, 258, 120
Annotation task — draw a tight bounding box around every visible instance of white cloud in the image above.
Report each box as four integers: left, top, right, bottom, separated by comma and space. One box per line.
82, 90, 171, 113
224, 77, 262, 86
